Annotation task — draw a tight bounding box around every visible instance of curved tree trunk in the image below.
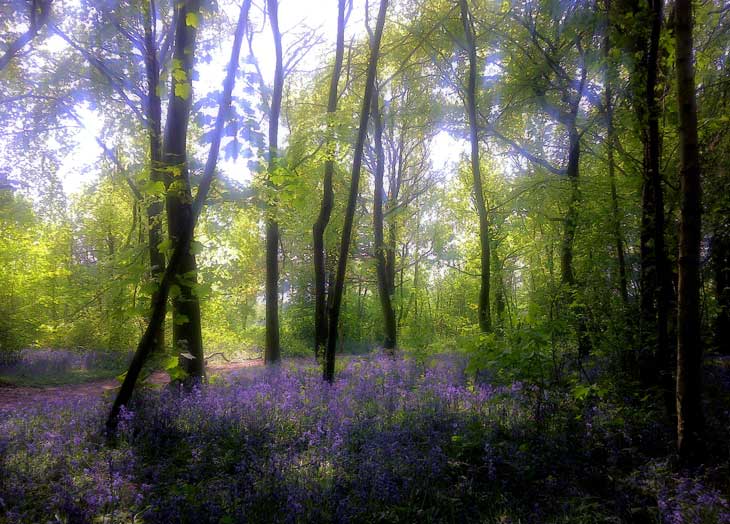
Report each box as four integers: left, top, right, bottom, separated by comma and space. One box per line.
265, 0, 284, 365
313, 0, 348, 360
324, 0, 389, 382
108, 0, 250, 429
459, 0, 491, 333
674, 0, 704, 464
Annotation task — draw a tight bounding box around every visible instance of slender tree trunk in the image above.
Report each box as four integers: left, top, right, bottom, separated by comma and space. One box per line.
108, 0, 249, 429
371, 86, 397, 350
637, 0, 672, 394
143, 0, 166, 353
324, 0, 388, 382
163, 0, 204, 376
313, 0, 347, 360
603, 2, 629, 305
459, 0, 491, 333
674, 0, 704, 464
265, 0, 284, 364
562, 126, 592, 356
561, 128, 581, 289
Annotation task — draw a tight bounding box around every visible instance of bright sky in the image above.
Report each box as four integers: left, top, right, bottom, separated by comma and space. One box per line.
53, 0, 462, 195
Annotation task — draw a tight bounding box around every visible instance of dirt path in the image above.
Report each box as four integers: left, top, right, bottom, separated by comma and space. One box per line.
0, 360, 263, 412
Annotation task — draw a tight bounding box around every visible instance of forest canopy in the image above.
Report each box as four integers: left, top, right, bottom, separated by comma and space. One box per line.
1, 0, 729, 521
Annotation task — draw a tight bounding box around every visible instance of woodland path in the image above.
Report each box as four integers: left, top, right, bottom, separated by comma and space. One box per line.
0, 360, 264, 412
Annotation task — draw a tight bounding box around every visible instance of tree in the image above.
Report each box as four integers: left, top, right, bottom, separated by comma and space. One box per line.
313, 0, 350, 360
325, 0, 389, 382
674, 0, 704, 464
633, 0, 672, 390
264, 0, 285, 365
459, 0, 491, 333
371, 84, 397, 350
603, 0, 629, 306
163, 0, 205, 375
108, 0, 251, 429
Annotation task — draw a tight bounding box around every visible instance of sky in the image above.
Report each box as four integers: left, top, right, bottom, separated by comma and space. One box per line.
50, 0, 463, 195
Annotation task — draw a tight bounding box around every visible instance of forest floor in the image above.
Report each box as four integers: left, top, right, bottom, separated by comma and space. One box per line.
0, 359, 264, 412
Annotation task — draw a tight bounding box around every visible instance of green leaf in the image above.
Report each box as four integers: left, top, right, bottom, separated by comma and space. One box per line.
172, 68, 187, 82
157, 238, 173, 255
175, 81, 191, 100
189, 240, 205, 255
185, 12, 199, 28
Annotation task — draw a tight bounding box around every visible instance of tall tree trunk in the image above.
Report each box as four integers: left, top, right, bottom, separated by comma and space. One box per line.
163, 0, 204, 376
371, 86, 397, 350
562, 126, 592, 356
674, 0, 704, 464
561, 128, 581, 289
313, 0, 348, 360
603, 1, 629, 305
638, 0, 672, 394
108, 0, 249, 429
265, 0, 284, 365
459, 0, 491, 333
143, 0, 166, 354
324, 0, 388, 382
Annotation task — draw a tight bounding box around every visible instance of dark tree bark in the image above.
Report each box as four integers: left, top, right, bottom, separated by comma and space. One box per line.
142, 0, 166, 354
603, 0, 629, 305
264, 0, 284, 365
313, 0, 348, 360
371, 86, 397, 350
108, 0, 250, 430
674, 0, 704, 464
324, 0, 388, 382
459, 0, 491, 333
0, 0, 51, 71
636, 0, 672, 394
163, 0, 204, 376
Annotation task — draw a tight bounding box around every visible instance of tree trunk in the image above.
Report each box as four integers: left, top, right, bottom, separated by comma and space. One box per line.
313, 0, 347, 360
459, 0, 491, 333
562, 126, 591, 356
637, 0, 672, 395
603, 2, 629, 305
163, 0, 204, 377
265, 0, 284, 365
674, 0, 704, 464
143, 0, 166, 354
371, 86, 397, 351
108, 0, 249, 429
324, 0, 388, 382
